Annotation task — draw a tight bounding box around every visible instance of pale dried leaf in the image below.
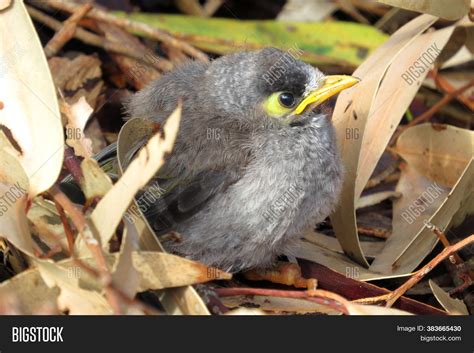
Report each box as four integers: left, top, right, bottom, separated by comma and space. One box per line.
0, 268, 59, 314
91, 106, 181, 247
221, 295, 340, 314
35, 259, 113, 315
63, 97, 94, 158
0, 0, 11, 10
347, 302, 413, 315
0, 0, 64, 196
356, 191, 401, 209
80, 158, 113, 200
111, 218, 140, 298
277, 0, 337, 22
371, 161, 474, 275
429, 280, 469, 315
0, 182, 35, 255
331, 14, 437, 266
394, 124, 474, 187
378, 0, 470, 20
27, 197, 68, 251
356, 28, 454, 198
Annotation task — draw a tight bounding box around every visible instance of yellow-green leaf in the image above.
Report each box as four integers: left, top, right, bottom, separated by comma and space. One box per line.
114, 12, 388, 69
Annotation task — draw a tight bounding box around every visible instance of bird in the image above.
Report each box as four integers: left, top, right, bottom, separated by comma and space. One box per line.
82, 48, 359, 274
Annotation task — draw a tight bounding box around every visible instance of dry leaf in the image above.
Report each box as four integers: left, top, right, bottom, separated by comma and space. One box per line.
0, 0, 11, 10
0, 268, 59, 314
91, 106, 181, 247
80, 158, 113, 200
0, 182, 35, 255
367, 124, 474, 275
36, 259, 113, 315
111, 218, 140, 299
277, 0, 337, 22
394, 124, 474, 187
116, 115, 211, 315
331, 14, 438, 266
0, 0, 64, 196
221, 295, 340, 314
356, 28, 454, 198
429, 280, 469, 315
347, 303, 413, 315
27, 197, 68, 251
63, 97, 94, 158
378, 0, 471, 20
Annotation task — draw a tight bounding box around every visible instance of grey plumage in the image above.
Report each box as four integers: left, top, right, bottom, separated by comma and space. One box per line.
126, 48, 344, 272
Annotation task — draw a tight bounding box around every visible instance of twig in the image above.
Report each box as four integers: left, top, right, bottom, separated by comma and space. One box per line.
29, 0, 209, 62
357, 226, 390, 239
44, 2, 92, 57
365, 161, 399, 189
49, 186, 108, 272
355, 233, 474, 307
53, 199, 75, 254
215, 287, 350, 315
424, 222, 473, 296
49, 186, 164, 314
27, 6, 173, 72
392, 80, 474, 144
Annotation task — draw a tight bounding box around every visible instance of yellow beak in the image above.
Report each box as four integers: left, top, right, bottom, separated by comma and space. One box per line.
293, 75, 360, 115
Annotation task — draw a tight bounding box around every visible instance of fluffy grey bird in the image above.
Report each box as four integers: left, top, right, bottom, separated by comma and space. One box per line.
126, 48, 358, 273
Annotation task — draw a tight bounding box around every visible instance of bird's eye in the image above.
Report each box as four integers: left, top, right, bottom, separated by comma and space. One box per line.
262, 91, 298, 118
278, 92, 296, 108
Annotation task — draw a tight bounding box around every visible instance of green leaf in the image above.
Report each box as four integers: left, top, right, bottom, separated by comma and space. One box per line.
114, 13, 388, 68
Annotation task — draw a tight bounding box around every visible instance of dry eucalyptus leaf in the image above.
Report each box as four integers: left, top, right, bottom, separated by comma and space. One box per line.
277, 0, 338, 22
91, 105, 180, 247
63, 97, 94, 158
27, 197, 68, 251
0, 0, 64, 197
378, 0, 471, 20
369, 124, 473, 275
0, 182, 36, 256
356, 27, 454, 198
429, 280, 469, 315
0, 0, 11, 10
301, 230, 384, 259
0, 268, 59, 314
331, 14, 437, 266
356, 191, 401, 209
394, 124, 474, 187
370, 164, 448, 275
221, 295, 340, 314
111, 218, 140, 299
347, 303, 413, 315
80, 158, 113, 200
48, 55, 104, 108
35, 259, 113, 315
224, 308, 267, 315
116, 116, 211, 315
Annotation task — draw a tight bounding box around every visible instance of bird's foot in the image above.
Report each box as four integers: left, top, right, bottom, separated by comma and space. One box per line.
243, 262, 317, 290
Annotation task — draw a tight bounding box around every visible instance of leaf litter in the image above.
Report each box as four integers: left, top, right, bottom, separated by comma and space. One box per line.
0, 0, 472, 316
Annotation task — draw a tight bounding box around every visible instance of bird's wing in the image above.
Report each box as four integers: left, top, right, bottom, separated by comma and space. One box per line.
141, 167, 240, 234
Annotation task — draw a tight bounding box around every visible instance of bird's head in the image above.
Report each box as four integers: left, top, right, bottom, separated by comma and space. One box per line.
203, 47, 359, 126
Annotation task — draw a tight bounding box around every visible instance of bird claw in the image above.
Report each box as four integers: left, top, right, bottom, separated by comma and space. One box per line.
243, 262, 318, 290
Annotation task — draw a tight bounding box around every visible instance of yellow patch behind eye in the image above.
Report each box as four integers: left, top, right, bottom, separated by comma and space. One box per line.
262, 92, 293, 118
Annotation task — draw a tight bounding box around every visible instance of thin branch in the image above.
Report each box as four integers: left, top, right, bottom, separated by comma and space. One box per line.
355, 233, 474, 307
392, 80, 474, 144
27, 6, 173, 72
29, 0, 209, 62
44, 2, 92, 57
